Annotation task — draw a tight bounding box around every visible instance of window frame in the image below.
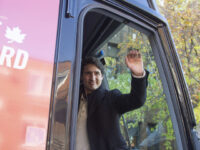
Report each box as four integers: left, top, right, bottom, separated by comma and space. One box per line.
71, 2, 195, 150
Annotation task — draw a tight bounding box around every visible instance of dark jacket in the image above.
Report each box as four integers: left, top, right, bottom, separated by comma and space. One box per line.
86, 72, 149, 150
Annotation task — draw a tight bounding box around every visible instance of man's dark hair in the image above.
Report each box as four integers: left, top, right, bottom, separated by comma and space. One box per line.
81, 57, 104, 75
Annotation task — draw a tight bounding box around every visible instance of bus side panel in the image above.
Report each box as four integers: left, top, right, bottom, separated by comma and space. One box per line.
0, 0, 60, 149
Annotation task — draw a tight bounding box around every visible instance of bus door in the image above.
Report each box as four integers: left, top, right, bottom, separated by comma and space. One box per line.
47, 0, 200, 150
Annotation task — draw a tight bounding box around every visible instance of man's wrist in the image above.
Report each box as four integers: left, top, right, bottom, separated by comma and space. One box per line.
132, 70, 146, 78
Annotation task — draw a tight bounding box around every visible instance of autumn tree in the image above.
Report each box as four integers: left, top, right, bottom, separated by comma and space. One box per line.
157, 0, 200, 123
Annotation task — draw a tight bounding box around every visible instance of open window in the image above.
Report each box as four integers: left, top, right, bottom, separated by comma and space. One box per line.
74, 8, 182, 150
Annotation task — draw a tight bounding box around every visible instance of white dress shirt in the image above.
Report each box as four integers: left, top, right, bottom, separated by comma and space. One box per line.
76, 95, 90, 150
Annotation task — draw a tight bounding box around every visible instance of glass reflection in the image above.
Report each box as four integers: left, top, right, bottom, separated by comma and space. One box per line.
49, 61, 71, 150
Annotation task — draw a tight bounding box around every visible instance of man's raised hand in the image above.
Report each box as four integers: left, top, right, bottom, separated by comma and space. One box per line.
125, 50, 144, 76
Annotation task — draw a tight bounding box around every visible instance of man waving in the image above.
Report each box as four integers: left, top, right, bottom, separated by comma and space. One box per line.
76, 50, 149, 150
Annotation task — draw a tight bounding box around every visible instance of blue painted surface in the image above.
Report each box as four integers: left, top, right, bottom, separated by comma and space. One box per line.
55, 0, 167, 63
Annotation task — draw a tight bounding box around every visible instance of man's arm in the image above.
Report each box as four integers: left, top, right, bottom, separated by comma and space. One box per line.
109, 50, 149, 114
110, 71, 149, 114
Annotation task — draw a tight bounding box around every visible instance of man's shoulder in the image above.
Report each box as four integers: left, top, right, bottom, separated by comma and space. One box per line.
105, 88, 122, 97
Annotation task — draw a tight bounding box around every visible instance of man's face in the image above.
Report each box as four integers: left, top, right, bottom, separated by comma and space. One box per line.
82, 64, 103, 94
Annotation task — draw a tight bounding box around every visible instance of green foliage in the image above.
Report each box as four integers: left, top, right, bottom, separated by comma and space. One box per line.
107, 72, 131, 93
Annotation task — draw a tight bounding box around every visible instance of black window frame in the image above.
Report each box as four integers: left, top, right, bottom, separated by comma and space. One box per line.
71, 2, 194, 150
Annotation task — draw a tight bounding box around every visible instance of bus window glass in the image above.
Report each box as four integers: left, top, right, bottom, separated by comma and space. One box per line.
100, 22, 178, 150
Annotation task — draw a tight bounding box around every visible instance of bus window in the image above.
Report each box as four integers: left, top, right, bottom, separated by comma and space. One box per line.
77, 9, 179, 150
102, 25, 178, 150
